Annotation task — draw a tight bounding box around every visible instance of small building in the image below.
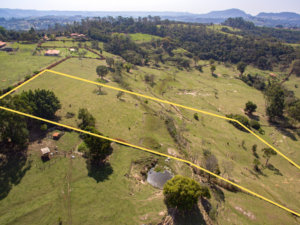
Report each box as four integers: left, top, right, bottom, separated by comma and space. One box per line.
44, 49, 60, 56
2, 47, 13, 52
71, 33, 79, 37
53, 133, 61, 140
269, 73, 276, 77
0, 41, 7, 48
69, 48, 75, 52
41, 147, 50, 157
43, 35, 49, 41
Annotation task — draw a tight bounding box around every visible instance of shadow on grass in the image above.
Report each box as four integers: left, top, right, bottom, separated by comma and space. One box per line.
277, 128, 298, 141
248, 114, 260, 121
212, 73, 218, 78
210, 185, 225, 203
267, 164, 283, 176
0, 151, 31, 201
168, 205, 207, 225
86, 161, 113, 183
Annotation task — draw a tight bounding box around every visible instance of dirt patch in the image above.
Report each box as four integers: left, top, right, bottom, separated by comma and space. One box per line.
167, 148, 177, 157
234, 206, 256, 220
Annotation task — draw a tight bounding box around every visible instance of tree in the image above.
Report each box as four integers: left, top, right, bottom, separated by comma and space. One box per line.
210, 65, 216, 75
252, 144, 257, 154
286, 101, 300, 125
237, 61, 247, 75
83, 126, 111, 162
209, 58, 215, 65
262, 147, 277, 166
205, 154, 220, 181
221, 160, 234, 178
20, 89, 61, 120
265, 84, 284, 121
193, 55, 200, 66
244, 101, 257, 114
72, 39, 75, 46
0, 95, 30, 149
116, 91, 124, 99
123, 63, 132, 72
40, 124, 47, 131
253, 159, 261, 171
106, 57, 115, 68
163, 175, 211, 211
78, 108, 96, 129
96, 65, 108, 79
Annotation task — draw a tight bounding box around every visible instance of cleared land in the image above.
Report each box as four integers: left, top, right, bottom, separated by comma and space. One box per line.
7, 51, 300, 224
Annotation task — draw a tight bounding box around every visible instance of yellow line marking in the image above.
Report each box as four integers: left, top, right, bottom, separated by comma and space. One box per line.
1, 69, 300, 216
0, 70, 46, 99
0, 105, 299, 217
46, 69, 300, 170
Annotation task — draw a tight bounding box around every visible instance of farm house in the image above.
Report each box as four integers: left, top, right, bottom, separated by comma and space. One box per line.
44, 49, 60, 56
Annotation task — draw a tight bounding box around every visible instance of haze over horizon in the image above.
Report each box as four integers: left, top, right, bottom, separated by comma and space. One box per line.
2, 0, 300, 16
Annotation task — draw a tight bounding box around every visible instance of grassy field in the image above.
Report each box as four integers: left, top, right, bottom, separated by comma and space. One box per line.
206, 25, 243, 38
0, 43, 58, 88
2, 42, 300, 224
129, 33, 162, 42
41, 41, 93, 48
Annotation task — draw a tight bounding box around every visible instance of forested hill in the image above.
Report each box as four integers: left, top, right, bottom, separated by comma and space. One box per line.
222, 17, 300, 43
1, 16, 299, 71
256, 12, 300, 19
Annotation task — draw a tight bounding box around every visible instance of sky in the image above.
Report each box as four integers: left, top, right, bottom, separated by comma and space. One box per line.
2, 0, 300, 16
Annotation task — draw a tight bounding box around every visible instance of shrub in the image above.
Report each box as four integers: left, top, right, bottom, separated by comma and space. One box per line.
226, 114, 250, 131
194, 113, 199, 121
25, 75, 31, 80
144, 99, 148, 104
40, 124, 47, 131
6, 86, 15, 91
295, 84, 298, 88
259, 127, 265, 135
78, 141, 88, 152
33, 70, 40, 74
250, 120, 260, 130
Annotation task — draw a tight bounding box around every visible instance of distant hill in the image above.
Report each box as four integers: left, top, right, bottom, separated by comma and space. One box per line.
256, 12, 300, 19
196, 9, 251, 18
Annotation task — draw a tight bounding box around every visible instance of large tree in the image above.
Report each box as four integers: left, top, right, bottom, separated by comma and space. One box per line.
265, 84, 285, 121
78, 108, 96, 130
0, 94, 30, 150
237, 61, 247, 76
210, 65, 216, 75
83, 126, 111, 162
244, 101, 257, 114
20, 89, 61, 120
163, 175, 210, 211
96, 65, 108, 79
262, 147, 277, 166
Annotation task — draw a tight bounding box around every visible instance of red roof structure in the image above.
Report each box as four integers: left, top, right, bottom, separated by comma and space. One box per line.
0, 41, 7, 47
269, 73, 276, 77
53, 133, 60, 137
44, 50, 60, 56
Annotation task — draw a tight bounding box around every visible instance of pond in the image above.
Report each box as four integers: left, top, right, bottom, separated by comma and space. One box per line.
147, 167, 173, 189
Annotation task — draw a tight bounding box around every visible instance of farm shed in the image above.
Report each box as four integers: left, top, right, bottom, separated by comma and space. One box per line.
269, 73, 276, 77
53, 133, 61, 140
44, 50, 60, 56
41, 147, 50, 157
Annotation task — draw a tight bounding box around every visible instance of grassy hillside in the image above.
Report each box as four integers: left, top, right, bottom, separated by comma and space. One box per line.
8, 47, 300, 224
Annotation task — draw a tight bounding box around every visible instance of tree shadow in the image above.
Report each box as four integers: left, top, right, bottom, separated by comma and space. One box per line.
168, 205, 207, 225
212, 73, 218, 78
210, 185, 225, 203
248, 114, 260, 121
86, 161, 113, 183
267, 164, 283, 176
0, 151, 31, 201
253, 152, 260, 159
277, 128, 298, 141
107, 67, 115, 72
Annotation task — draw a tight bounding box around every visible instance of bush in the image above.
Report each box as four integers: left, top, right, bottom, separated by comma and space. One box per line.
259, 127, 265, 135
194, 113, 199, 121
144, 99, 148, 104
6, 86, 15, 91
25, 75, 31, 81
78, 141, 88, 153
250, 120, 260, 130
226, 114, 250, 131
40, 124, 47, 131
33, 70, 40, 74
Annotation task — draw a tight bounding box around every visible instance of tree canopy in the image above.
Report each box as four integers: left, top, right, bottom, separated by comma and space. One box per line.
78, 108, 96, 130
96, 65, 108, 79
83, 126, 111, 162
163, 175, 210, 211
20, 89, 61, 120
244, 101, 257, 114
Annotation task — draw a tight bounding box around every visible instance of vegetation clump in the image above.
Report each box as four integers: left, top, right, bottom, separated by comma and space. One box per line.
163, 175, 211, 211
226, 114, 250, 131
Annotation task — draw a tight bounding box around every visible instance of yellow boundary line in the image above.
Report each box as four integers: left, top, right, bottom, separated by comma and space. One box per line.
0, 69, 299, 217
